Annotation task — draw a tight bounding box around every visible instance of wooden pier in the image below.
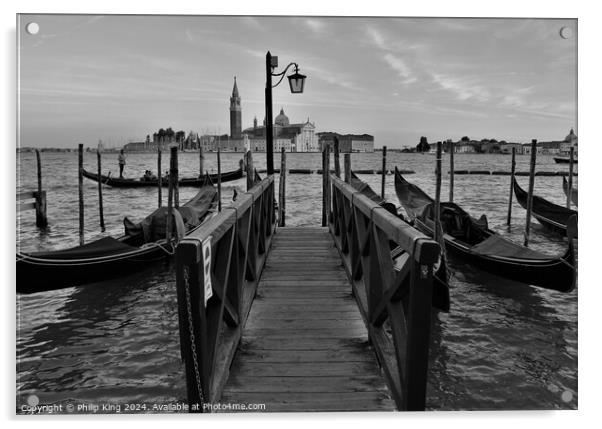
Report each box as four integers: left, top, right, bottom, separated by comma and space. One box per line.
175, 171, 440, 412
220, 227, 395, 411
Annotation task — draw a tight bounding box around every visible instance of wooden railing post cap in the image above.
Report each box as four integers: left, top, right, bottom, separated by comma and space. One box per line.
413, 238, 440, 265
177, 238, 203, 262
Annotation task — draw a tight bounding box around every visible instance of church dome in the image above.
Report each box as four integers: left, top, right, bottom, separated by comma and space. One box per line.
564, 128, 577, 143
274, 108, 290, 126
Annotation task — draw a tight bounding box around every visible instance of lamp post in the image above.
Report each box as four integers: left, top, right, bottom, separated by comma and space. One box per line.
265, 51, 306, 175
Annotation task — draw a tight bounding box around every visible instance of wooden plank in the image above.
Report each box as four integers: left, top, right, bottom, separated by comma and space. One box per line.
231, 361, 382, 377
245, 318, 366, 330
240, 337, 368, 351
224, 374, 388, 391
218, 392, 394, 412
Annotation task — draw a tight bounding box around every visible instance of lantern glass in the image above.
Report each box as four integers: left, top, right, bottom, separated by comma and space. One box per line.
287, 72, 306, 94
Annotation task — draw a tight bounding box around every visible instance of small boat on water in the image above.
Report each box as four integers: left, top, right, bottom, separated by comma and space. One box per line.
562, 176, 578, 207
349, 171, 450, 311
82, 166, 244, 188
395, 168, 576, 293
513, 178, 578, 236
17, 176, 218, 294
554, 156, 577, 164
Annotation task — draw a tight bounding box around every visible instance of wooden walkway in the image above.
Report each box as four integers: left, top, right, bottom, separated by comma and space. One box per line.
220, 227, 395, 412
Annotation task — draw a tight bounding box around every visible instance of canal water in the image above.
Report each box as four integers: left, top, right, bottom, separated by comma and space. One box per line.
16, 150, 577, 411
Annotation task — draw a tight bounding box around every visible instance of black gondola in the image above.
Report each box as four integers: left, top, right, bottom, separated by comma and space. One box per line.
17, 177, 218, 294
349, 171, 450, 311
82, 166, 244, 188
513, 178, 578, 236
553, 156, 577, 164
394, 168, 576, 293
563, 176, 578, 207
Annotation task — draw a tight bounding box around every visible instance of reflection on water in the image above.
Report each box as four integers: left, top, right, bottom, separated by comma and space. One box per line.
16, 151, 577, 411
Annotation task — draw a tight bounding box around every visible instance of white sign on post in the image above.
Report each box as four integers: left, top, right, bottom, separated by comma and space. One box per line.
202, 236, 213, 306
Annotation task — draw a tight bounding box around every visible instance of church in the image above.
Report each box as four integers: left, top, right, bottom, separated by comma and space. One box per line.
219, 78, 319, 152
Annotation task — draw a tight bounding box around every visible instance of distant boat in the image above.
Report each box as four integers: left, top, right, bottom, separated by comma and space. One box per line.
395, 169, 576, 293
513, 178, 578, 236
554, 156, 577, 164
562, 176, 578, 207
82, 166, 244, 188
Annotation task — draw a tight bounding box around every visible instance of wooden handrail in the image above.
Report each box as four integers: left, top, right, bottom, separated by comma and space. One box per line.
175, 176, 276, 412
327, 174, 439, 411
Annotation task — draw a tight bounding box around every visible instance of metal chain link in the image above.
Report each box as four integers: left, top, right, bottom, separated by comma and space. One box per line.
182, 266, 204, 406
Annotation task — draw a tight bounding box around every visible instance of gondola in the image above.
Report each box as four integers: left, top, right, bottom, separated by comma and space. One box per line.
513, 178, 578, 236
17, 176, 218, 294
553, 156, 577, 164
562, 176, 578, 207
394, 168, 576, 293
349, 171, 450, 311
82, 166, 244, 188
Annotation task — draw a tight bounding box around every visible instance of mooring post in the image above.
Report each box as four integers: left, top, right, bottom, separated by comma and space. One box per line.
524, 139, 537, 247
78, 143, 84, 245
344, 153, 351, 184
217, 146, 222, 212
246, 150, 254, 191
199, 145, 204, 177
448, 140, 454, 202
506, 147, 516, 225
566, 146, 575, 208
174, 146, 180, 209
279, 147, 287, 227
322, 146, 330, 226
34, 149, 47, 228
334, 137, 341, 178
157, 147, 162, 208
166, 146, 177, 242
435, 142, 443, 244
97, 149, 105, 232
381, 145, 387, 199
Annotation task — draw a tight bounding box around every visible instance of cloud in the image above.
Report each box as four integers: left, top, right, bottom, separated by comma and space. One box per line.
185, 29, 193, 42
365, 26, 388, 50
431, 73, 491, 102
383, 54, 416, 84
305, 18, 326, 35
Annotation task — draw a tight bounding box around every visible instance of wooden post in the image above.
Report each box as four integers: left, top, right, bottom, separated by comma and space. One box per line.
524, 139, 537, 247
166, 146, 177, 241
199, 146, 204, 176
344, 153, 351, 183
506, 147, 516, 225
434, 142, 442, 244
334, 137, 341, 178
381, 145, 387, 199
34, 149, 47, 228
246, 150, 254, 191
448, 141, 454, 202
322, 146, 330, 226
217, 146, 222, 212
157, 147, 162, 207
566, 146, 575, 208
97, 149, 105, 232
78, 143, 84, 245
279, 147, 286, 227
174, 146, 179, 209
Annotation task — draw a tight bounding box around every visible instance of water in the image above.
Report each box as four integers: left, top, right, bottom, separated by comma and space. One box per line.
16, 151, 577, 412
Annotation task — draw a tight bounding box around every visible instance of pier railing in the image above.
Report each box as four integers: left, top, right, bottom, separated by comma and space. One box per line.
328, 174, 440, 411
175, 176, 275, 411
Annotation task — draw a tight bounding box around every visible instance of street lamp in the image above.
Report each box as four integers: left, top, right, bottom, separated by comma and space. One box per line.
265, 51, 306, 175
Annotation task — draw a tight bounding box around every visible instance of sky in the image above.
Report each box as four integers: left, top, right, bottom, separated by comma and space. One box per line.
17, 14, 577, 149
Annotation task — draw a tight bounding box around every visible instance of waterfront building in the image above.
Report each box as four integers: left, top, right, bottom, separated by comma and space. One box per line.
244, 108, 319, 152
317, 132, 375, 152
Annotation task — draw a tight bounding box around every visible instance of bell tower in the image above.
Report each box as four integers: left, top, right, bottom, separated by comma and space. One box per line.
230, 77, 242, 139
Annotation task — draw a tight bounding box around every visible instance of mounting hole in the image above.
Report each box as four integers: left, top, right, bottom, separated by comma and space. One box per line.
26, 22, 40, 35
559, 26, 573, 39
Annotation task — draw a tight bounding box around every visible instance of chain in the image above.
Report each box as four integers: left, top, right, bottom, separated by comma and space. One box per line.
182, 266, 204, 406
